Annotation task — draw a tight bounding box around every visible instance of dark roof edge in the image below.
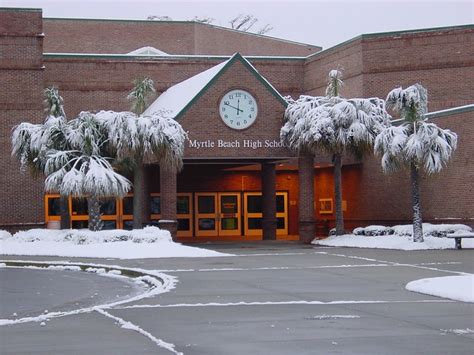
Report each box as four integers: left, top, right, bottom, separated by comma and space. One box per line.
0, 7, 42, 12
306, 24, 474, 61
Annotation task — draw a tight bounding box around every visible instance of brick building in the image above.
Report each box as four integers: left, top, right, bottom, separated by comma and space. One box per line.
1, 8, 473, 241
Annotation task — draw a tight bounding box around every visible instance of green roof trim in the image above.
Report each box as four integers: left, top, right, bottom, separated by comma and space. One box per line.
174, 53, 288, 121
392, 104, 474, 126
43, 53, 306, 61
425, 104, 474, 119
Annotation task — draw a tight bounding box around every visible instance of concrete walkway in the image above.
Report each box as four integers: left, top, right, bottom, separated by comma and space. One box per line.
1, 243, 473, 354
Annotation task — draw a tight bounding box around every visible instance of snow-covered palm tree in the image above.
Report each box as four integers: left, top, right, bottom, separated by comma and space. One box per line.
12, 87, 71, 228
98, 78, 186, 229
44, 111, 131, 231
282, 70, 391, 235
374, 84, 457, 242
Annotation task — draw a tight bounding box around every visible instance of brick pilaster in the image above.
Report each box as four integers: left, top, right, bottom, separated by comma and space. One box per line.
261, 162, 277, 240
298, 155, 315, 243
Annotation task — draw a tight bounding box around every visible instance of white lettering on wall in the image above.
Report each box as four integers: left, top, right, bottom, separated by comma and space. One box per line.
188, 139, 215, 149
187, 139, 286, 150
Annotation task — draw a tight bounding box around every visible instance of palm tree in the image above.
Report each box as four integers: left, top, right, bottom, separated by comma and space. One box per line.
12, 87, 71, 228
44, 111, 131, 231
98, 81, 187, 229
128, 78, 155, 229
374, 84, 457, 242
282, 70, 391, 235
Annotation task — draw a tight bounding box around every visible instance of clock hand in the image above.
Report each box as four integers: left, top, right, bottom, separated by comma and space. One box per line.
224, 102, 243, 113
237, 100, 240, 115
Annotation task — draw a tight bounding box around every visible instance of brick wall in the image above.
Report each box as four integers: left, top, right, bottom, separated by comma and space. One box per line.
303, 26, 474, 108
43, 56, 304, 117
303, 38, 364, 98
43, 18, 321, 56
193, 24, 320, 56
0, 9, 45, 229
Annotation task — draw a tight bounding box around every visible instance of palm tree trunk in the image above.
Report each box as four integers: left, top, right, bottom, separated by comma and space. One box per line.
333, 153, 345, 235
88, 196, 102, 231
411, 163, 423, 242
59, 196, 70, 229
133, 162, 145, 229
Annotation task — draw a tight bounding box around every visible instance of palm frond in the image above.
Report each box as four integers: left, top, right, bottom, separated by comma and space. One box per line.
127, 77, 156, 115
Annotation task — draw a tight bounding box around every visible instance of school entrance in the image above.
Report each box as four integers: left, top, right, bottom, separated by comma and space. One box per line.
44, 191, 289, 240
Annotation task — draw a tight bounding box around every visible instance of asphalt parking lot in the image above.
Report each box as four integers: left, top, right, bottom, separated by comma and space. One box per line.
1, 243, 473, 354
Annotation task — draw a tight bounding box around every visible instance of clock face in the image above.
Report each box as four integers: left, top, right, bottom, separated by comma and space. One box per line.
219, 89, 258, 130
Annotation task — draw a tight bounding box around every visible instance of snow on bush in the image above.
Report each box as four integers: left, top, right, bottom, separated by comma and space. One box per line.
353, 223, 471, 238
0, 230, 12, 240
10, 226, 172, 245
315, 223, 474, 250
315, 233, 474, 250
353, 225, 394, 236
1, 226, 230, 259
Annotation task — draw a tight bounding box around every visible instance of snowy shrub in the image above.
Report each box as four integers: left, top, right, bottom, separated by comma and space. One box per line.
353, 226, 394, 237
11, 226, 171, 245
353, 223, 471, 238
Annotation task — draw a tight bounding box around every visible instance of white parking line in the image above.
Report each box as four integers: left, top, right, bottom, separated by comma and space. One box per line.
316, 252, 468, 275
116, 299, 453, 310
157, 264, 390, 273
96, 308, 182, 355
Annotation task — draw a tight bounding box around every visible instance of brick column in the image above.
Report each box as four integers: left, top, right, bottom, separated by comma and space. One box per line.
298, 155, 315, 243
158, 167, 178, 240
261, 162, 277, 240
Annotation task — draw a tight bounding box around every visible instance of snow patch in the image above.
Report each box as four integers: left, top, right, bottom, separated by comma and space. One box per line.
441, 328, 474, 335
1, 227, 232, 259
144, 58, 229, 118
46, 265, 82, 271
0, 230, 12, 240
406, 275, 474, 303
304, 315, 360, 320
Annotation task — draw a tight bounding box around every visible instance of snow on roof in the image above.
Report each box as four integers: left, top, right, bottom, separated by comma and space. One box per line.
144, 57, 230, 118
127, 46, 169, 56
144, 53, 287, 120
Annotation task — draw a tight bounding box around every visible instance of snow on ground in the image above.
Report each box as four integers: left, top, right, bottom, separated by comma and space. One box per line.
314, 223, 474, 250
0, 230, 12, 239
406, 275, 474, 303
0, 226, 231, 259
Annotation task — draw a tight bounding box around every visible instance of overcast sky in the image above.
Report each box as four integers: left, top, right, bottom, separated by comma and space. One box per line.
3, 0, 473, 49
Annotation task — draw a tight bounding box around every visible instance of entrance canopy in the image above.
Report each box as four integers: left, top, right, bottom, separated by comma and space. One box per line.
145, 53, 292, 159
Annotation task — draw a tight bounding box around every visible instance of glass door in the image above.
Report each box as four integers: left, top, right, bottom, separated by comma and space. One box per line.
243, 192, 262, 236
194, 193, 241, 237
218, 193, 241, 236
243, 192, 288, 236
177, 193, 193, 237
195, 193, 218, 237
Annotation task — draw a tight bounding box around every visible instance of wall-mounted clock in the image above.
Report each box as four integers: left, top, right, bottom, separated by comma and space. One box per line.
219, 89, 258, 130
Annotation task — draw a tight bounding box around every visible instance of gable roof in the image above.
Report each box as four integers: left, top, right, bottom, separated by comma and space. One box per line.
127, 46, 169, 56
143, 53, 287, 120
